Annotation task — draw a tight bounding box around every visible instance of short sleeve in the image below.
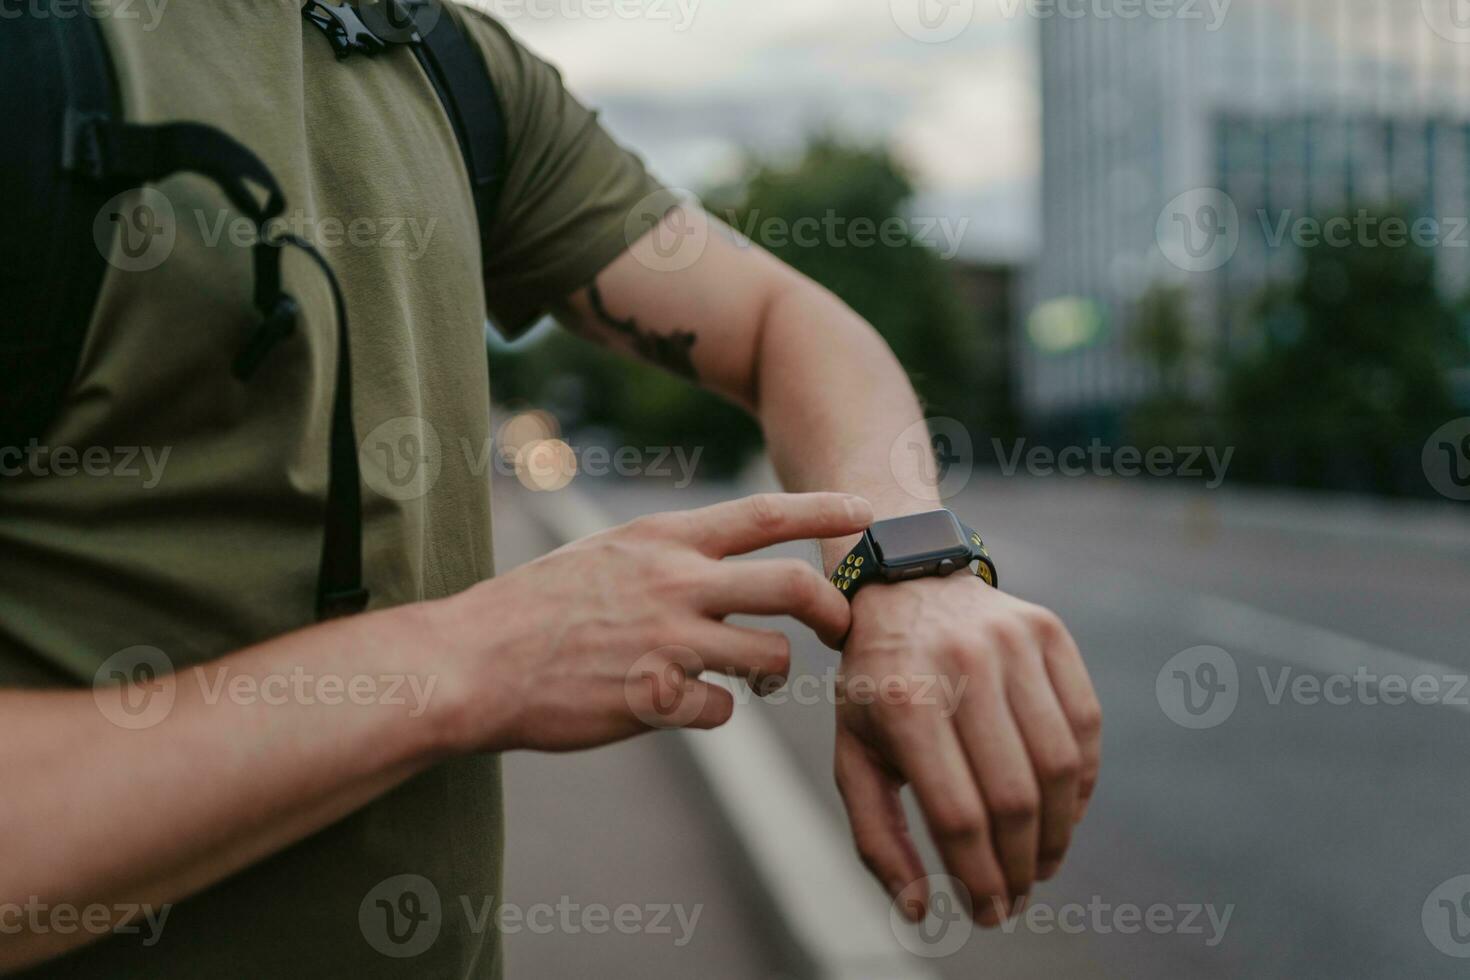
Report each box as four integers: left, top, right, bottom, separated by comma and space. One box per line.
452, 6, 673, 337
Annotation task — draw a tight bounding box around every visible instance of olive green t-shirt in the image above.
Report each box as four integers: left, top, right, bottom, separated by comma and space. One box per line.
0, 3, 662, 976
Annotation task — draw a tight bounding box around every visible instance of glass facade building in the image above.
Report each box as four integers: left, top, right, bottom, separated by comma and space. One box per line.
1024, 0, 1470, 421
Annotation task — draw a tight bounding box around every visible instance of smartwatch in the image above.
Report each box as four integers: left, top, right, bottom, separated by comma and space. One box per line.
830, 509, 998, 599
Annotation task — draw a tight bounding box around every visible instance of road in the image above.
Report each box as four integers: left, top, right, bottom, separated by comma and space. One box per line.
494, 470, 1470, 979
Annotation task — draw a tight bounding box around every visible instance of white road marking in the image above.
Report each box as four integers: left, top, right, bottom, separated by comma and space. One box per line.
1004, 538, 1470, 714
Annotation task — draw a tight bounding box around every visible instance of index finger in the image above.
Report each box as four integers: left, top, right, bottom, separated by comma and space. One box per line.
674, 493, 874, 558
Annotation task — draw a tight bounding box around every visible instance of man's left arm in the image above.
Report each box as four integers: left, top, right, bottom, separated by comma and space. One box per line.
555, 205, 1103, 926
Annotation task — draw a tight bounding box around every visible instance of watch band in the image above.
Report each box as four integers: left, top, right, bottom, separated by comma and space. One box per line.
829, 533, 879, 596
963, 524, 1000, 589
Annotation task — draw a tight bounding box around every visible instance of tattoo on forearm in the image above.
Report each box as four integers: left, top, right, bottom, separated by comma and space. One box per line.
586, 280, 698, 380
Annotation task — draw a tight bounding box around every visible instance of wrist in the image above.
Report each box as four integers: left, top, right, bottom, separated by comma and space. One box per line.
405, 586, 516, 758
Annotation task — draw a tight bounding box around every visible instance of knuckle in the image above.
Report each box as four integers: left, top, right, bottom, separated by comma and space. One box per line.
1037, 745, 1083, 785
987, 617, 1032, 656
871, 694, 920, 727
988, 782, 1041, 824
971, 879, 1010, 917
745, 493, 786, 533
852, 830, 886, 874
766, 638, 793, 677
937, 629, 975, 662
1027, 606, 1068, 643
929, 802, 987, 842
1073, 700, 1104, 740
781, 561, 819, 601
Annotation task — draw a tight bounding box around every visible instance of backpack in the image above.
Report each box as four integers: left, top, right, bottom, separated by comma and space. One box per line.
0, 0, 507, 620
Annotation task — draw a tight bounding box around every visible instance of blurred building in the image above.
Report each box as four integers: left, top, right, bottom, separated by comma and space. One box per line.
1023, 0, 1470, 427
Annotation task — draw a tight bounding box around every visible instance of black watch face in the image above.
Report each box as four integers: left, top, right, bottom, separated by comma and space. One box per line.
868, 510, 971, 568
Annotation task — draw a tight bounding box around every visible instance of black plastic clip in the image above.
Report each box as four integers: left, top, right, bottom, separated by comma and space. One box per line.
302, 0, 421, 59
234, 294, 300, 380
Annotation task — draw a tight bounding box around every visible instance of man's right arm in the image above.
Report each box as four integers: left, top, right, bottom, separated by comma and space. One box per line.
0, 492, 871, 972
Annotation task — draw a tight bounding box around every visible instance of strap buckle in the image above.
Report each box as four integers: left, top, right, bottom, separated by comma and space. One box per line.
61, 109, 114, 180
303, 0, 421, 59
233, 294, 299, 380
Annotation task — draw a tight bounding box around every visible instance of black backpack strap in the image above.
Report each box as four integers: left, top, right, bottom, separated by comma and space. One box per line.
3, 9, 369, 621
304, 0, 507, 261
403, 0, 508, 271
0, 6, 119, 460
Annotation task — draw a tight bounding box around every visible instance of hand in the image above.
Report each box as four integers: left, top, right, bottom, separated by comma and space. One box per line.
435, 492, 873, 753
832, 573, 1102, 926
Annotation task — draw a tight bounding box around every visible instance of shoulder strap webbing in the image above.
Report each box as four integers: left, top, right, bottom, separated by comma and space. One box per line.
0, 7, 118, 458
303, 0, 507, 266
403, 0, 508, 272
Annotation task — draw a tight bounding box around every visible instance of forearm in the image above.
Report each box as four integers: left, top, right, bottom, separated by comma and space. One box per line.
0, 600, 460, 971
754, 279, 941, 571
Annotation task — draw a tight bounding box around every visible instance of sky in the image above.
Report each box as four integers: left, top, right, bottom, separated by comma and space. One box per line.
467, 0, 1041, 261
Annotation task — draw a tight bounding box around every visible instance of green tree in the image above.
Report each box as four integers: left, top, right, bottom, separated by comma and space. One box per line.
1125, 284, 1213, 449
1223, 205, 1469, 492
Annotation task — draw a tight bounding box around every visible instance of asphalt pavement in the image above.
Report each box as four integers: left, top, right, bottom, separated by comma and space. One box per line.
494, 469, 1470, 979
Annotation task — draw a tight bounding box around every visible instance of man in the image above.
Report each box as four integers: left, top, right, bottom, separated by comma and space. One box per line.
0, 2, 1101, 975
